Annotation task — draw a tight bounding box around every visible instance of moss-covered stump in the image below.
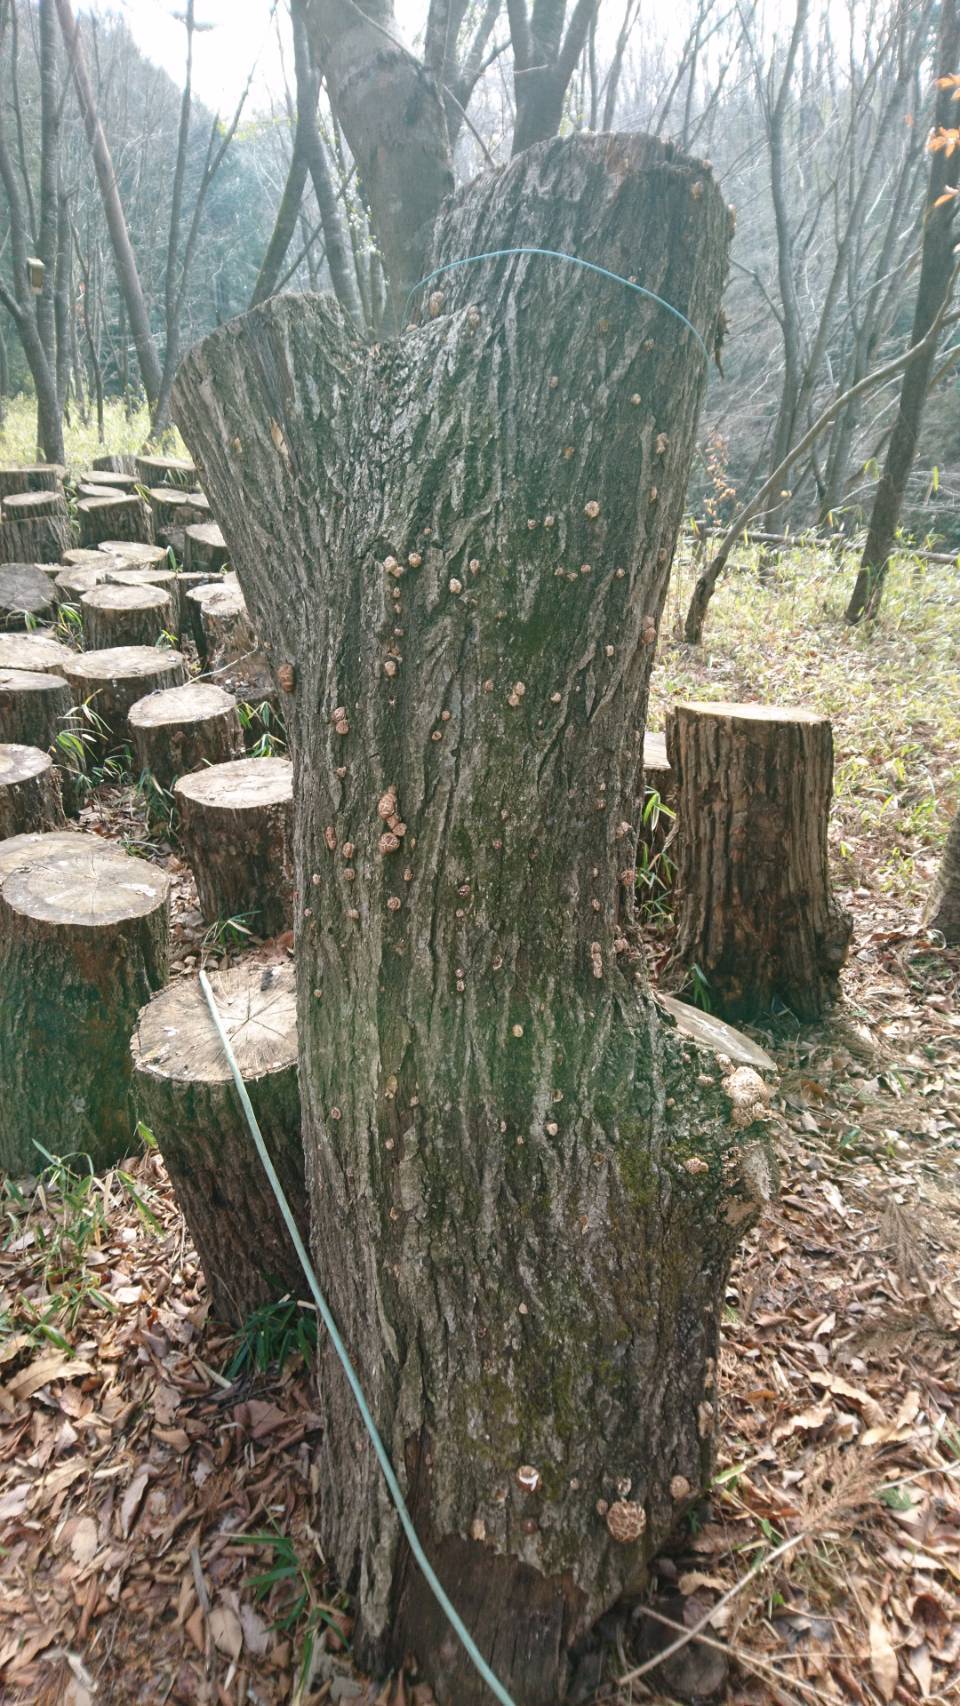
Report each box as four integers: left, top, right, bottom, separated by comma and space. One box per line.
0, 491, 71, 563
0, 849, 170, 1172
0, 632, 74, 675
0, 668, 72, 751
77, 494, 154, 549
174, 757, 293, 934
184, 522, 229, 573
667, 701, 852, 1020
0, 744, 65, 837
0, 563, 57, 627
131, 960, 305, 1323
81, 583, 174, 650
129, 682, 244, 791
63, 647, 187, 737
0, 464, 66, 499
134, 454, 196, 491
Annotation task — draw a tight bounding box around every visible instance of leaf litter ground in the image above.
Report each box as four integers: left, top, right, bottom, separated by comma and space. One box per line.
0, 544, 958, 1706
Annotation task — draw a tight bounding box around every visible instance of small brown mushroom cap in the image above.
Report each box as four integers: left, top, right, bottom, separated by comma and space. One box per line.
606, 1500, 647, 1543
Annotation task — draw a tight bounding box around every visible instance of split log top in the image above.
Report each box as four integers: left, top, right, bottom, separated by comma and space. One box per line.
131, 960, 305, 1321
0, 633, 74, 673
174, 756, 294, 934
0, 743, 65, 836
0, 669, 72, 750
81, 583, 174, 651
0, 562, 56, 624
128, 681, 243, 789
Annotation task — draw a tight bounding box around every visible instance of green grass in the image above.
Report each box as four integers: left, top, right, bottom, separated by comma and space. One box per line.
0, 393, 187, 472
654, 538, 960, 906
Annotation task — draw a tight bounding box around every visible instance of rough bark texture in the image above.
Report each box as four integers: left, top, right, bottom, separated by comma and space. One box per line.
128, 682, 244, 791
77, 495, 154, 549
80, 584, 174, 650
131, 961, 306, 1324
63, 647, 187, 734
0, 563, 57, 626
0, 742, 65, 837
174, 134, 753, 1705
184, 522, 229, 572
0, 667, 72, 750
174, 756, 294, 934
0, 463, 65, 497
927, 800, 960, 945
0, 491, 71, 563
0, 632, 74, 674
0, 848, 169, 1172
666, 702, 852, 1021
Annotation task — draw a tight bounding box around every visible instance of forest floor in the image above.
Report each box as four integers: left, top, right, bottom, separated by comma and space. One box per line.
0, 541, 958, 1706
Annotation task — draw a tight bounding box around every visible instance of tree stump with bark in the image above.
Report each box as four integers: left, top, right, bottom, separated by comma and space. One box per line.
0, 826, 113, 884
0, 744, 65, 837
63, 647, 187, 735
0, 464, 66, 498
135, 453, 197, 490
0, 491, 71, 563
0, 633, 74, 675
0, 563, 57, 627
81, 583, 175, 650
78, 469, 141, 492
129, 682, 244, 791
77, 494, 154, 549
0, 668, 72, 751
0, 848, 169, 1172
174, 132, 751, 1706
55, 564, 109, 604
102, 566, 182, 631
666, 701, 852, 1020
927, 801, 960, 944
184, 522, 229, 573
197, 583, 276, 701
76, 483, 124, 502
174, 756, 293, 933
96, 542, 169, 569
131, 960, 306, 1323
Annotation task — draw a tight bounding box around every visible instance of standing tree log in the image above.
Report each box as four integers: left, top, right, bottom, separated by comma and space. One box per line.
0, 563, 57, 627
0, 668, 72, 750
0, 633, 74, 675
129, 682, 244, 790
131, 960, 305, 1323
63, 647, 187, 735
77, 494, 154, 549
174, 756, 294, 933
175, 134, 754, 1705
0, 849, 169, 1172
184, 521, 229, 572
0, 744, 65, 837
102, 566, 182, 631
666, 701, 852, 1020
927, 798, 960, 944
0, 491, 71, 564
0, 464, 66, 498
81, 583, 174, 650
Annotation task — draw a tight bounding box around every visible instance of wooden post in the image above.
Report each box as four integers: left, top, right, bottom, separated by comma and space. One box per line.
174, 756, 293, 934
128, 682, 244, 791
80, 584, 174, 650
77, 494, 154, 548
0, 490, 71, 563
666, 701, 852, 1020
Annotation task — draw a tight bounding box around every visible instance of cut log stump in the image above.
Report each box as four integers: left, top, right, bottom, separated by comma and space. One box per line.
55, 564, 109, 605
174, 756, 293, 934
77, 495, 153, 549
81, 583, 174, 650
96, 542, 168, 569
63, 647, 187, 736
0, 827, 112, 883
131, 960, 305, 1322
0, 743, 65, 836
0, 563, 57, 627
102, 566, 182, 632
134, 454, 196, 491
62, 547, 116, 569
195, 583, 276, 701
76, 483, 124, 502
129, 682, 244, 791
0, 464, 66, 499
92, 454, 137, 475
77, 470, 141, 492
666, 701, 852, 1020
0, 849, 169, 1171
0, 633, 74, 675
0, 668, 72, 750
184, 522, 229, 573
0, 491, 71, 563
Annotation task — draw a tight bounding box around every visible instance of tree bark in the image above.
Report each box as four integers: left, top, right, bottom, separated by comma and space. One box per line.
174, 756, 294, 934
0, 848, 169, 1172
128, 681, 244, 792
846, 0, 960, 623
0, 743, 65, 838
0, 667, 72, 751
174, 134, 756, 1705
927, 800, 960, 945
77, 494, 154, 549
666, 702, 851, 1021
131, 961, 306, 1324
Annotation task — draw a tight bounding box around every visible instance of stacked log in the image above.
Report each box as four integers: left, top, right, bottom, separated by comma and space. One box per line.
131, 960, 306, 1322
0, 669, 72, 750
0, 563, 57, 627
77, 494, 153, 549
174, 756, 293, 934
81, 584, 175, 650
0, 848, 170, 1171
63, 647, 187, 735
129, 682, 244, 790
0, 491, 71, 563
0, 744, 65, 836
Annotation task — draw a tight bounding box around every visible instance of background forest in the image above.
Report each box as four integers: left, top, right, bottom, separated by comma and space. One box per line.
1, 0, 959, 545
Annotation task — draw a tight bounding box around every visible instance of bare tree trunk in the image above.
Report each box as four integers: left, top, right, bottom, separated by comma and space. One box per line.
928, 800, 960, 944
292, 0, 362, 323
846, 0, 960, 623
175, 135, 761, 1706
250, 144, 311, 307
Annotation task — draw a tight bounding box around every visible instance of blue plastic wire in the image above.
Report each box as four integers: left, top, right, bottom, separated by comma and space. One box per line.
198, 971, 518, 1706
408, 246, 709, 358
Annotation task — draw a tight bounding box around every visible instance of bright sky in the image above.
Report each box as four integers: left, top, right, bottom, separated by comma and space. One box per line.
87, 0, 293, 113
